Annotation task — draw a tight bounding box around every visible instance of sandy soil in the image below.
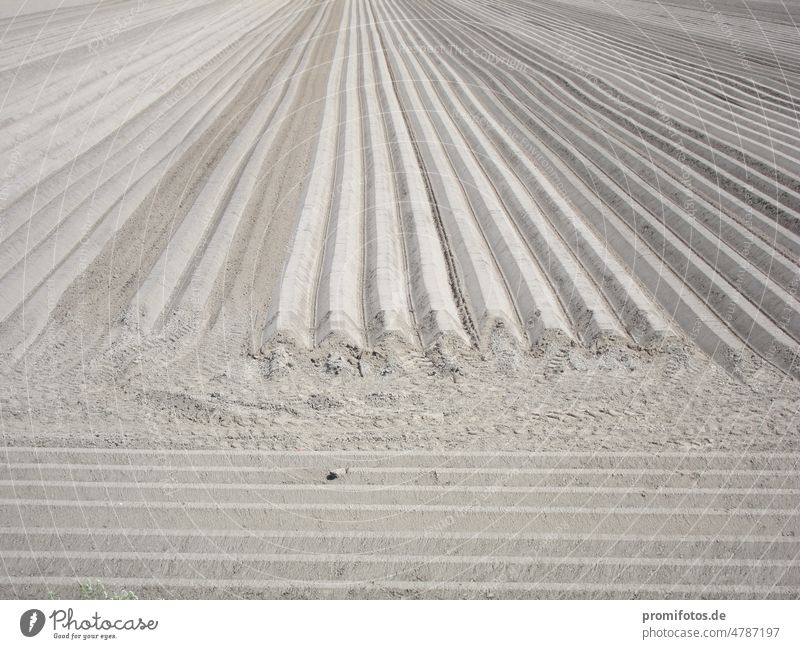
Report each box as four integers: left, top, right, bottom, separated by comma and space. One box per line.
0, 0, 797, 451
0, 0, 799, 598
2, 446, 798, 599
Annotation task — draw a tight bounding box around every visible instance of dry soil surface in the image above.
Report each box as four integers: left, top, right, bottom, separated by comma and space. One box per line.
1, 0, 799, 598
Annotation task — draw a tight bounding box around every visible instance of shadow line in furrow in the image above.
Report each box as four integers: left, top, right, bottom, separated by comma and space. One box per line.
133, 0, 322, 334
0, 4, 317, 365
405, 6, 674, 345
466, 27, 800, 345
399, 1, 673, 344
0, 0, 216, 78
260, 1, 351, 348
1, 0, 260, 168
310, 0, 356, 347
510, 0, 800, 114
381, 10, 531, 343
152, 0, 328, 334
0, 1, 285, 250
181, 1, 336, 336
429, 0, 800, 229
362, 0, 465, 346
477, 0, 800, 143
355, 5, 372, 346
358, 7, 416, 346
223, 1, 347, 350
507, 0, 800, 97
383, 19, 528, 341
0, 2, 301, 334
389, 3, 633, 345
2, 1, 268, 210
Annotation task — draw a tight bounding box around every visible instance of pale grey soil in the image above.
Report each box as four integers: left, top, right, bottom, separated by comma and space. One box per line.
3, 330, 798, 453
